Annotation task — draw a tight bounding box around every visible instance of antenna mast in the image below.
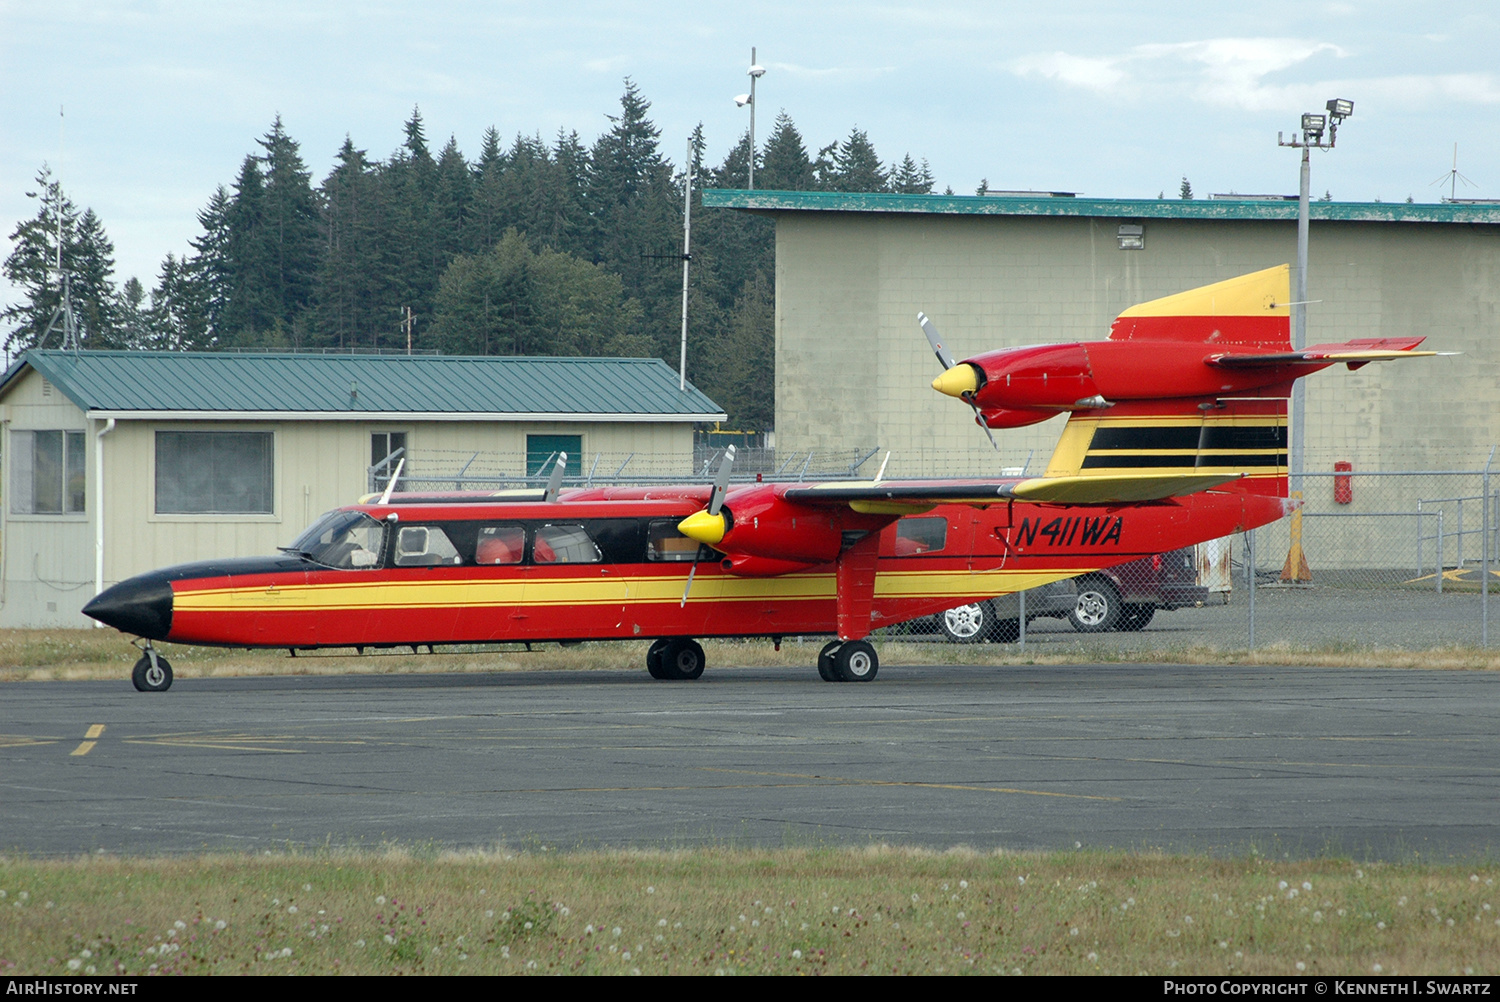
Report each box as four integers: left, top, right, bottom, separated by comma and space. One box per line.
679, 137, 693, 392
42, 106, 81, 352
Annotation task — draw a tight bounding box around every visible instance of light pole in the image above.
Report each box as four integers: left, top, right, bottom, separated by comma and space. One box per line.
1276, 98, 1352, 583
734, 47, 766, 189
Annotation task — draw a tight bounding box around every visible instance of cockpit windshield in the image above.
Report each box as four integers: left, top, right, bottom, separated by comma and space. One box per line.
281, 511, 387, 570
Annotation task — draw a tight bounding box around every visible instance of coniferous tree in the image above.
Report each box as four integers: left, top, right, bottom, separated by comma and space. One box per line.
823, 129, 888, 192
188, 186, 234, 337
758, 113, 815, 191
890, 154, 934, 194
146, 252, 213, 349
2, 167, 119, 352
256, 116, 321, 332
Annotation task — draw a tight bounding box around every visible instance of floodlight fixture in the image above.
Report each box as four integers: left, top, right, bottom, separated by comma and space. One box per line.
1116, 224, 1144, 250
1301, 113, 1326, 138
738, 47, 765, 189
1326, 98, 1353, 121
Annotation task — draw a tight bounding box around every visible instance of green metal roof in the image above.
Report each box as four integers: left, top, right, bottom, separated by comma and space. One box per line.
0, 350, 726, 422
703, 188, 1500, 225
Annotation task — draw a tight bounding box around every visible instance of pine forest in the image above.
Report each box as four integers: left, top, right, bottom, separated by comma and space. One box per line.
1, 81, 938, 429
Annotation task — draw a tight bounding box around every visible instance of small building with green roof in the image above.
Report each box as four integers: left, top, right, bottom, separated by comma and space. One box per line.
0, 350, 723, 627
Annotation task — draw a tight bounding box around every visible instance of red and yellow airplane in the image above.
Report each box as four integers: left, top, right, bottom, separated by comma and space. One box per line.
85, 264, 1430, 691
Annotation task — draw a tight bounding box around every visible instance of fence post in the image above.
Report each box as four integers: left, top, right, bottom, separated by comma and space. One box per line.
1018, 589, 1026, 652
1437, 510, 1444, 595
1247, 528, 1256, 649
1485, 446, 1494, 648
1417, 499, 1424, 578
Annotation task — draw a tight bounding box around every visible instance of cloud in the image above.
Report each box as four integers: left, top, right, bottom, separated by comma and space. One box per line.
1011, 36, 1346, 110
1010, 52, 1125, 91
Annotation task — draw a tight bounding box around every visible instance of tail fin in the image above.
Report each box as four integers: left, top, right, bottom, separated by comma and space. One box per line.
1043, 397, 1287, 497
1056, 263, 1293, 499
1109, 264, 1290, 348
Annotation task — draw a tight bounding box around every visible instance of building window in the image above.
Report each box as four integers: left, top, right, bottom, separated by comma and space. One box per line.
10, 430, 86, 514
372, 431, 407, 470
526, 434, 581, 477
156, 431, 274, 514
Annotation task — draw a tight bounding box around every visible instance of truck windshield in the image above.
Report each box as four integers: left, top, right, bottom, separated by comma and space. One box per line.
281, 511, 387, 570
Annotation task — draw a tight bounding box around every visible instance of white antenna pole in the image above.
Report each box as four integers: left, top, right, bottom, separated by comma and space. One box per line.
679, 137, 693, 392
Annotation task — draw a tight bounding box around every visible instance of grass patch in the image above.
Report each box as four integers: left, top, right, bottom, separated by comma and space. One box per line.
4, 629, 1500, 683
0, 848, 1496, 975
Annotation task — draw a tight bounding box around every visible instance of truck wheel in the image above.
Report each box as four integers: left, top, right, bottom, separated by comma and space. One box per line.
939, 603, 989, 643
1069, 577, 1123, 633
1120, 605, 1155, 631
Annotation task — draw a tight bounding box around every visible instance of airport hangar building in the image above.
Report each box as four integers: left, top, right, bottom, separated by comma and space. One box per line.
702, 190, 1500, 480
0, 351, 723, 628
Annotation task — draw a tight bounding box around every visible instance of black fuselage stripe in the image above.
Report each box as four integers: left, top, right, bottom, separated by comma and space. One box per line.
1088, 427, 1288, 451
1080, 453, 1287, 469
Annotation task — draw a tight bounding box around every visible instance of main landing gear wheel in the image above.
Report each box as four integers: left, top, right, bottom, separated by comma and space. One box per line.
645, 638, 671, 679
817, 640, 842, 682
131, 652, 173, 692
1069, 576, 1123, 633
832, 640, 878, 682
657, 638, 705, 680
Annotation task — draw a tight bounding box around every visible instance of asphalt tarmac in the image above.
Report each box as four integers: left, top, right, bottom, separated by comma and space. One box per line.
4, 658, 1498, 861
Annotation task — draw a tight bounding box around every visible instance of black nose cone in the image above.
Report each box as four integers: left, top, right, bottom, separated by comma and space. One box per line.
83, 575, 173, 639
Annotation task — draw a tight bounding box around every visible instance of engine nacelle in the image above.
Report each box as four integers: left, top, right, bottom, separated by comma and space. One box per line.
716, 486, 844, 566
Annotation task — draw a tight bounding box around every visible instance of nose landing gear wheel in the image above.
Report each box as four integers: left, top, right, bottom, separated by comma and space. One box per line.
832, 640, 878, 682
131, 652, 173, 692
817, 640, 842, 681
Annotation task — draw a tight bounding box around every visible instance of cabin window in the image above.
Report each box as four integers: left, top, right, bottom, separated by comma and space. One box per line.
394, 525, 463, 566
474, 525, 525, 565
526, 435, 581, 477
9, 430, 86, 515
533, 524, 601, 564
646, 519, 704, 562
284, 511, 386, 570
155, 431, 273, 514
894, 516, 947, 555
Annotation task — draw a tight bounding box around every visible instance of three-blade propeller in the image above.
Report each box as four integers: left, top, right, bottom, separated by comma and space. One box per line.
544, 452, 567, 502
679, 446, 736, 606
918, 312, 997, 450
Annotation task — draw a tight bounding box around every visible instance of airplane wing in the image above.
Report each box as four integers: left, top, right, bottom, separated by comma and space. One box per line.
1208, 336, 1436, 369
782, 472, 1243, 510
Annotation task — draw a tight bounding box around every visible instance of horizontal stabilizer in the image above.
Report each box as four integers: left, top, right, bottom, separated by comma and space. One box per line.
1209, 337, 1433, 369
1007, 473, 1243, 503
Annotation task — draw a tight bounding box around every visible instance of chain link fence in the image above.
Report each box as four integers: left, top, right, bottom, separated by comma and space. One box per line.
369, 444, 884, 494
372, 444, 1500, 652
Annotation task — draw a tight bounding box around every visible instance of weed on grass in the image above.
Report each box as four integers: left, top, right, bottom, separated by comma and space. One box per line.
1, 848, 1497, 976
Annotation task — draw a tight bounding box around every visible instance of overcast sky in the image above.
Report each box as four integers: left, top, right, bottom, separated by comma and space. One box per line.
3, 1, 1497, 302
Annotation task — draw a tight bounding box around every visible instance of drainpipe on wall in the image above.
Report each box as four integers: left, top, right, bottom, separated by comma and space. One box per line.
93, 417, 116, 618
